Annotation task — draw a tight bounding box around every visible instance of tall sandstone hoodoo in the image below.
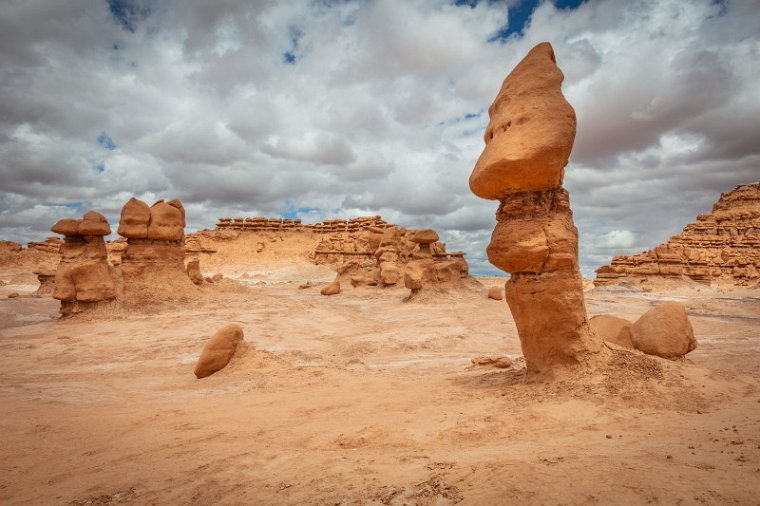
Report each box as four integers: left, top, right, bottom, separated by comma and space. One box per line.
595, 182, 760, 287
469, 42, 602, 376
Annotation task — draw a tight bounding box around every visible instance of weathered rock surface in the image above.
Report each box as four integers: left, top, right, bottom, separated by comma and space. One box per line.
193, 215, 469, 295
118, 198, 197, 300
487, 286, 503, 300
631, 302, 697, 359
589, 315, 634, 349
194, 324, 245, 379
595, 182, 760, 287
33, 267, 56, 296
50, 211, 118, 315
469, 42, 601, 377
321, 280, 341, 296
469, 42, 577, 200
186, 259, 204, 285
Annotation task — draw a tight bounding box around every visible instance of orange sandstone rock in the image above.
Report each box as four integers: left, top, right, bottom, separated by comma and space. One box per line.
469, 42, 601, 377
589, 315, 634, 349
631, 302, 697, 359
117, 197, 151, 239
147, 200, 184, 241
469, 42, 576, 200
487, 286, 503, 300
186, 259, 204, 285
321, 280, 341, 296
194, 324, 245, 379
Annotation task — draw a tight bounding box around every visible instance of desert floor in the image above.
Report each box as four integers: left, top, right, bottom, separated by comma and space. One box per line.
1, 265, 759, 505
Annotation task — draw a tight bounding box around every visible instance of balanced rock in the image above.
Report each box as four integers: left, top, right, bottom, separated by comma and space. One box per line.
321, 280, 341, 296
469, 42, 601, 377
631, 302, 697, 359
194, 324, 245, 379
469, 42, 577, 200
589, 315, 634, 349
487, 286, 503, 300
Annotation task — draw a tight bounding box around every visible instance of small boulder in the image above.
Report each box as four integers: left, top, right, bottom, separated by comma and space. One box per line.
194, 324, 245, 379
631, 302, 697, 359
487, 286, 503, 300
211, 273, 223, 282
186, 259, 204, 285
589, 314, 634, 349
298, 281, 313, 289
321, 280, 341, 296
8, 292, 19, 299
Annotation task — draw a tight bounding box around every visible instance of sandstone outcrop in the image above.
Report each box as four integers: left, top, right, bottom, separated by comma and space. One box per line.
194, 324, 245, 379
469, 42, 601, 377
191, 215, 469, 294
50, 211, 119, 315
595, 182, 760, 287
117, 198, 197, 299
588, 315, 633, 349
630, 302, 696, 359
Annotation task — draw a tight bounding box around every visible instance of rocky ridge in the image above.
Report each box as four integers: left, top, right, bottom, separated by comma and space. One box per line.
595, 182, 760, 287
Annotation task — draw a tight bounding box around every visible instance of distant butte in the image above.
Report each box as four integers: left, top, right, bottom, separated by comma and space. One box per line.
595, 181, 760, 287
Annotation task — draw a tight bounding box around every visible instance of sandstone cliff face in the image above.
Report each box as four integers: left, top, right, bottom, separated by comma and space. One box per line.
595, 182, 760, 287
469, 42, 601, 377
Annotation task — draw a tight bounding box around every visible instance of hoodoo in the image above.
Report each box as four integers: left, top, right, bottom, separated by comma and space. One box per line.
469, 42, 602, 377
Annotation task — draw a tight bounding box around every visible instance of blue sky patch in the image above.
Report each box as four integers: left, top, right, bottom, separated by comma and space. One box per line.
489, 0, 588, 42
282, 26, 303, 65
97, 132, 117, 150
95, 163, 106, 173
280, 207, 320, 219
107, 0, 151, 33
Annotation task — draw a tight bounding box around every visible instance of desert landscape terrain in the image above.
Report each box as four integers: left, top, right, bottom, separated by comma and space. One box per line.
2, 2, 759, 504
1, 260, 759, 505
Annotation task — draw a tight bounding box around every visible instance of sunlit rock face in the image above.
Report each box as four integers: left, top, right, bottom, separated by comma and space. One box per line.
469, 42, 601, 377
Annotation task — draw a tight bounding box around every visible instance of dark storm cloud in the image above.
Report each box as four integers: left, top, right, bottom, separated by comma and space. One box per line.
0, 0, 758, 275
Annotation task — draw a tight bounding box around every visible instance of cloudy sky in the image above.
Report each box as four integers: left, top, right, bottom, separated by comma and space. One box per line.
1, 0, 758, 276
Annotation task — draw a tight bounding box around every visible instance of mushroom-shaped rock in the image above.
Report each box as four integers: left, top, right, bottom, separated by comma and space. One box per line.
321, 280, 341, 296
410, 229, 439, 244
469, 42, 576, 200
51, 219, 82, 237
118, 198, 151, 239
147, 200, 184, 241
380, 262, 401, 285
589, 315, 634, 349
78, 211, 111, 236
194, 324, 245, 379
631, 302, 697, 359
186, 259, 204, 285
488, 286, 503, 300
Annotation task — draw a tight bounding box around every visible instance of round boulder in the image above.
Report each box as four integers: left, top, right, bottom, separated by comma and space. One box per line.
631, 302, 696, 359
589, 314, 634, 349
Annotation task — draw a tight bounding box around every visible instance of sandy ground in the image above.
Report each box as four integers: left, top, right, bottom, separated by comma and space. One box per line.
0, 266, 759, 505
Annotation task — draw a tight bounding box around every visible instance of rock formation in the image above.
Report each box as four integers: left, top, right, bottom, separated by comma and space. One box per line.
194, 324, 245, 379
588, 315, 633, 349
321, 280, 341, 296
188, 215, 469, 293
33, 267, 56, 296
186, 259, 205, 285
50, 211, 119, 315
595, 182, 760, 287
487, 286, 503, 300
469, 42, 602, 377
630, 302, 696, 359
117, 198, 197, 299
